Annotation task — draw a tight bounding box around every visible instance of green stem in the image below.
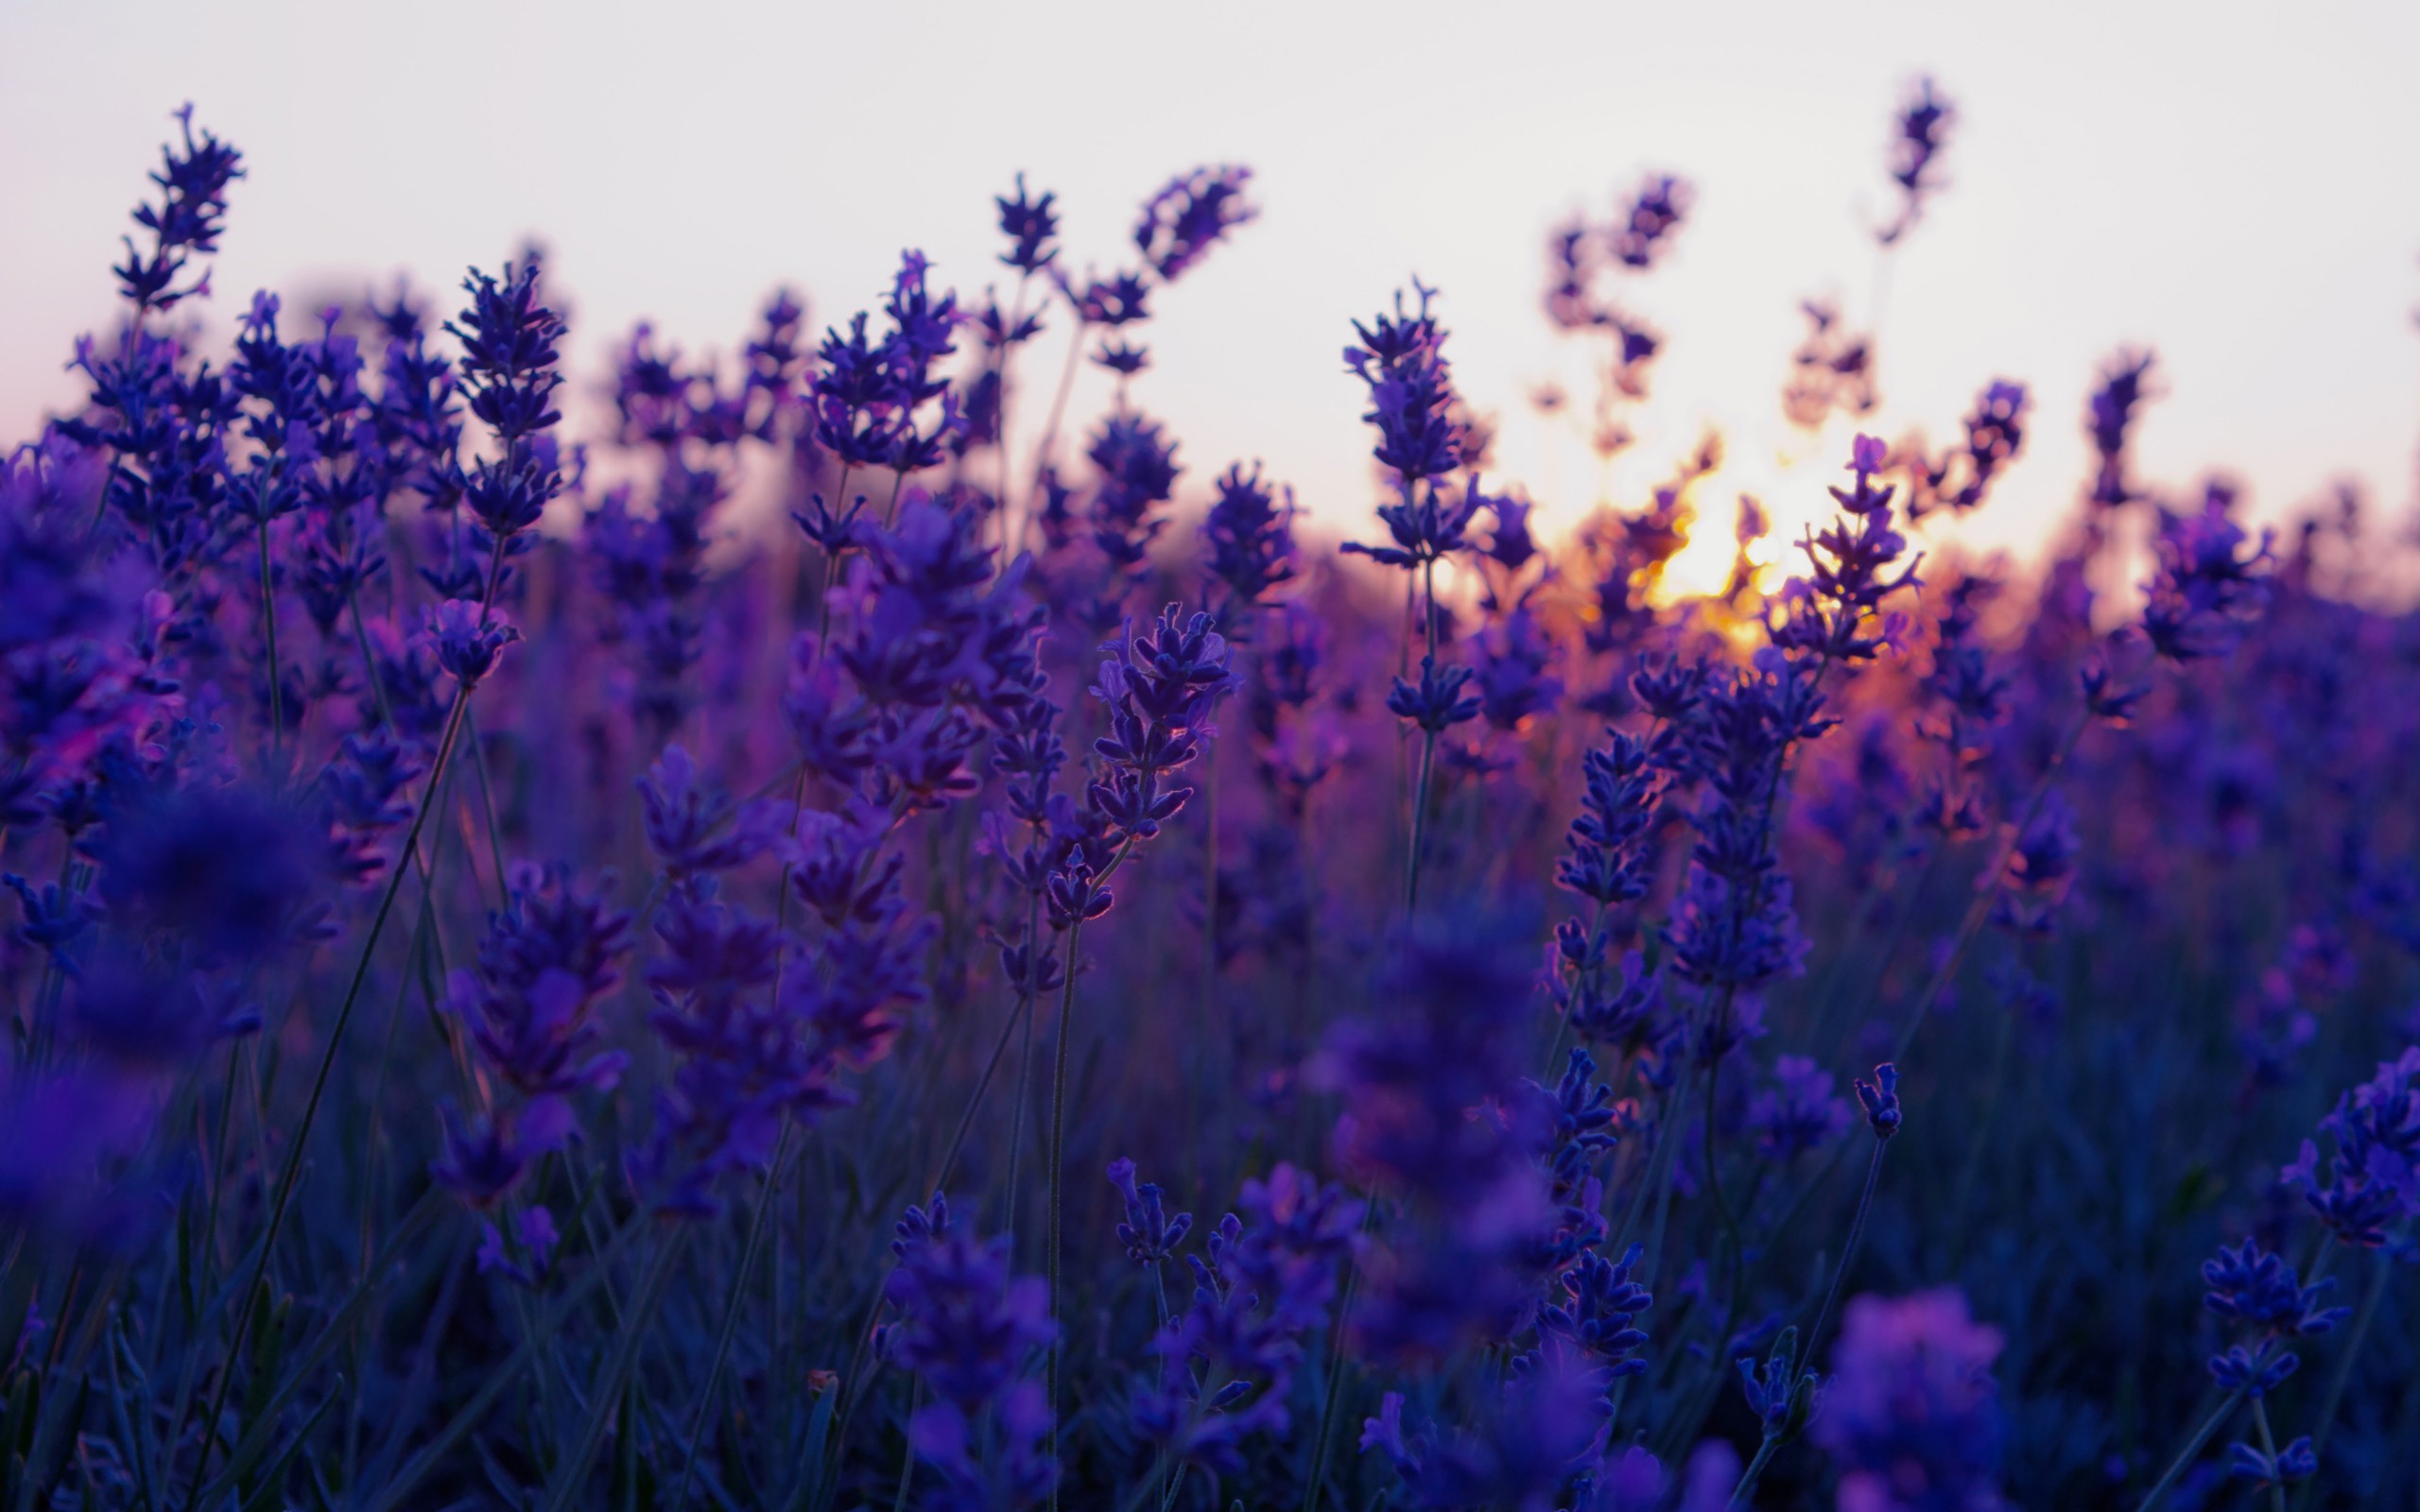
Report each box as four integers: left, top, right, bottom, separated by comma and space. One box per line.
257, 515, 284, 757
1301, 1193, 1382, 1512
1005, 882, 1046, 1249
2250, 1398, 2290, 1512
670, 1122, 800, 1511
1803, 1137, 1890, 1371
1045, 912, 1088, 1512
1945, 988, 2019, 1264
1726, 1434, 1781, 1509
182, 679, 475, 1505
2289, 1246, 2390, 1512
362, 1215, 648, 1512
1021, 318, 1087, 553
822, 936, 1053, 1505
1405, 730, 1439, 917
1891, 707, 2088, 1063
1043, 832, 1142, 1507
888, 1378, 926, 1512
2135, 1383, 2247, 1509
538, 1228, 691, 1512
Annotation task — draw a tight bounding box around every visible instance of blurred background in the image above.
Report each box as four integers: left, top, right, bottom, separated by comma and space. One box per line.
6, 0, 2417, 590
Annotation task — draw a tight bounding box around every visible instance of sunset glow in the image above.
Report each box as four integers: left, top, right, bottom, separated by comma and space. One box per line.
5, 9, 2418, 1509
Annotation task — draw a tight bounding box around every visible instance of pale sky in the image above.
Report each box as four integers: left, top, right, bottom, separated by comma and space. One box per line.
6, 1, 2417, 590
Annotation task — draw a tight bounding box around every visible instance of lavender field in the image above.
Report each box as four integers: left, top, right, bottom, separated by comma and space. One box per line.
1, 75, 2416, 1512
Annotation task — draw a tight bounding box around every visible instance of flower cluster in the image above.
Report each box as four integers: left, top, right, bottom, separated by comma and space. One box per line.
887, 1193, 1058, 1506
9, 86, 2420, 1512
2282, 1048, 2420, 1248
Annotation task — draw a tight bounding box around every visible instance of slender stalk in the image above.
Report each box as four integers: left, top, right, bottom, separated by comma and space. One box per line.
2250, 1398, 2290, 1512
821, 962, 1051, 1503
2289, 1246, 2390, 1512
1945, 989, 2020, 1263
1004, 885, 1046, 1249
182, 679, 475, 1504
1044, 912, 1089, 1512
815, 463, 856, 652
1816, 842, 1942, 1061
1201, 748, 1221, 1042
1301, 1194, 1382, 1512
1891, 707, 2089, 1062
994, 272, 1030, 548
1020, 318, 1087, 553
1727, 1435, 1782, 1509
257, 516, 284, 756
538, 1228, 691, 1512
1043, 827, 1144, 1510
346, 583, 396, 731
2139, 1393, 2245, 1509
888, 1378, 927, 1512
1402, 553, 1443, 916
1404, 730, 1439, 916
670, 1123, 800, 1512
362, 1215, 648, 1512
1804, 1136, 1890, 1371
466, 708, 511, 897
932, 992, 1037, 1218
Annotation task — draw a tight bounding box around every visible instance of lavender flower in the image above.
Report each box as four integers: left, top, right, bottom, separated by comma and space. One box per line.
1318, 912, 1553, 1362
1387, 655, 1482, 735
1750, 1055, 1854, 1160
1132, 165, 1257, 284
887, 1193, 1058, 1507
2085, 349, 2157, 509
1342, 284, 1461, 488
1361, 1348, 1607, 1511
1342, 475, 1485, 573
90, 781, 325, 965
1473, 608, 1564, 732
1813, 1289, 2007, 1512
418, 598, 520, 687
1610, 174, 1690, 269
1085, 408, 1181, 575
2140, 487, 2276, 662
1200, 460, 1298, 611
446, 258, 567, 544
812, 251, 963, 476
637, 744, 779, 879
452, 865, 633, 1102
1080, 604, 1232, 853
113, 104, 245, 315
2281, 1047, 2420, 1247
1879, 78, 1957, 246
1855, 1063, 1904, 1140
1106, 1158, 1193, 1268
996, 173, 1061, 273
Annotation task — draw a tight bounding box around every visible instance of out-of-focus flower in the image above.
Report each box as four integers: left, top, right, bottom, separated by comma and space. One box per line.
1814, 1289, 2007, 1512
886, 1192, 1058, 1506
996, 172, 1061, 274
1879, 78, 1957, 246
1132, 165, 1257, 284
1201, 461, 1297, 612
1750, 1055, 1854, 1160
2141, 487, 2275, 662
2085, 349, 2158, 510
